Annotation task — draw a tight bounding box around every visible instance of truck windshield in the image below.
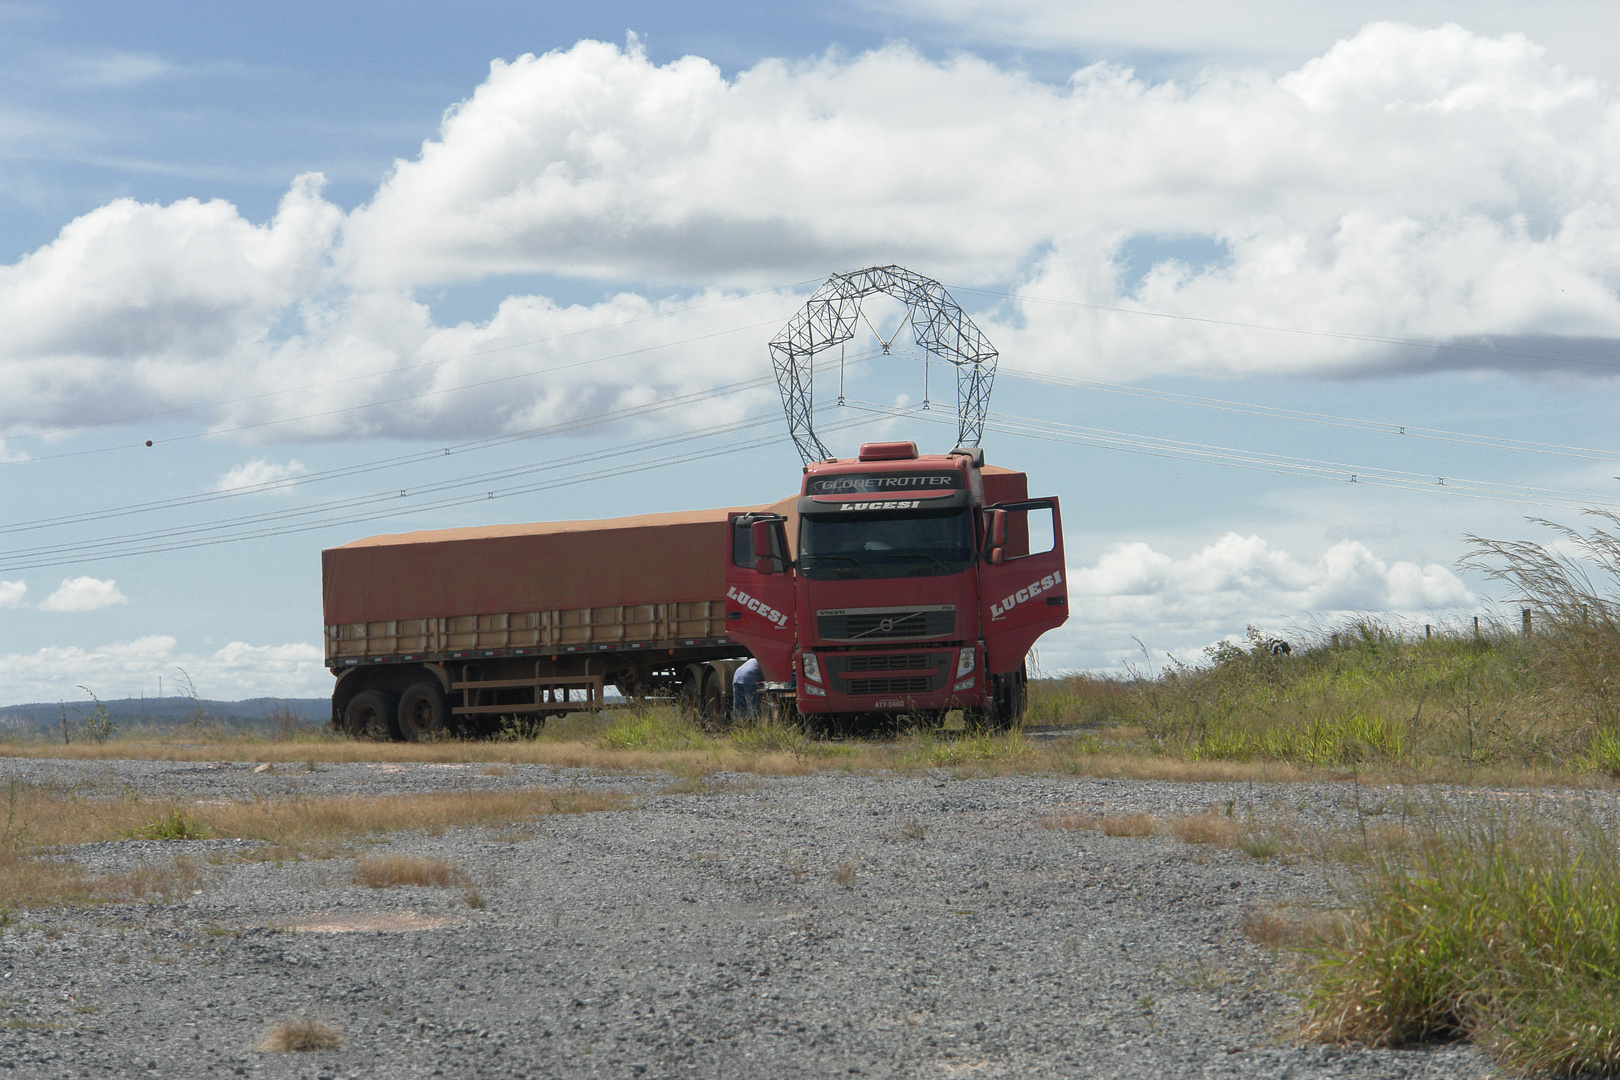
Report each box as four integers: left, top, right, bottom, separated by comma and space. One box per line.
798, 508, 975, 580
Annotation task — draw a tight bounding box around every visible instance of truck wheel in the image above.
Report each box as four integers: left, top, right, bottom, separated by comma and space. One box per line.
343, 690, 397, 740
970, 665, 1029, 733
677, 665, 706, 715
700, 667, 730, 730
397, 682, 449, 741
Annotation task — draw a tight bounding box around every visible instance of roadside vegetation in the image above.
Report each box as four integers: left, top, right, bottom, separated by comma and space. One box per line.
0, 779, 621, 910
1295, 799, 1620, 1077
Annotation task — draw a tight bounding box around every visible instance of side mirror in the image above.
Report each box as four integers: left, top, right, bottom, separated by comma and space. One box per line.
751, 519, 783, 574
986, 508, 1006, 563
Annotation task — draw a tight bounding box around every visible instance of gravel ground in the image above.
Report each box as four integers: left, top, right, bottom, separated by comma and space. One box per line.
0, 757, 1506, 1079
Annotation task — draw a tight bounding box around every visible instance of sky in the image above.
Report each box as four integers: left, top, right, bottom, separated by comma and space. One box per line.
4, 1, 1620, 705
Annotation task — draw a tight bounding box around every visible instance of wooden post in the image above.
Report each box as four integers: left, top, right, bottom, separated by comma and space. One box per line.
1522, 607, 1532, 638
1474, 615, 1480, 640
1425, 624, 1432, 640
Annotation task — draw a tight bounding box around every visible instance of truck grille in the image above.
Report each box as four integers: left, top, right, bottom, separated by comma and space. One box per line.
825, 650, 951, 697
846, 676, 934, 695
816, 606, 955, 642
845, 653, 930, 672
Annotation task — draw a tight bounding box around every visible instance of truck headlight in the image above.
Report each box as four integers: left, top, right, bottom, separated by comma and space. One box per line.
953, 677, 976, 692
956, 647, 976, 678
803, 653, 823, 683
804, 683, 827, 697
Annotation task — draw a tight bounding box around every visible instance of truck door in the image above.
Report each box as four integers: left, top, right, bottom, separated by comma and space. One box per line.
724, 513, 797, 681
979, 498, 1068, 674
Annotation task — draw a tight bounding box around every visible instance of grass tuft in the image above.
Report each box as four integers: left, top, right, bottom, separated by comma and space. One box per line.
132, 810, 213, 841
352, 854, 463, 888
258, 1015, 341, 1052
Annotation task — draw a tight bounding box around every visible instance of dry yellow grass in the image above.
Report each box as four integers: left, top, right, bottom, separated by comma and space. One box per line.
0, 849, 208, 909
258, 1016, 341, 1052
0, 783, 623, 909
353, 853, 464, 888
1042, 812, 1157, 836
3, 723, 1605, 791
1243, 905, 1352, 950
1167, 813, 1242, 845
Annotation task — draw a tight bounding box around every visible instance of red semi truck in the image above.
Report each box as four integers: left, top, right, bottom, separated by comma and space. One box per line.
322, 442, 1065, 737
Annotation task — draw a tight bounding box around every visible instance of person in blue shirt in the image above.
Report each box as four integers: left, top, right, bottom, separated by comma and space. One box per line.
732, 657, 763, 721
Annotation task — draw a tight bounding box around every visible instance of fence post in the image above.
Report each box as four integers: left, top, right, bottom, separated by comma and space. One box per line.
1522, 607, 1532, 638
1474, 615, 1480, 641
1425, 624, 1432, 640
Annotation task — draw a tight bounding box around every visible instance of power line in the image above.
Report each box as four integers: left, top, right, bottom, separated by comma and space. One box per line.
0, 373, 776, 535
947, 284, 1620, 372
0, 410, 872, 573
838, 397, 1620, 515
1, 349, 885, 538
995, 365, 1620, 463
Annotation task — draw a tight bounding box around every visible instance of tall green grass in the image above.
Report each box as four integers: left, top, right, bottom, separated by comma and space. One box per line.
1303, 800, 1620, 1076
1023, 617, 1620, 773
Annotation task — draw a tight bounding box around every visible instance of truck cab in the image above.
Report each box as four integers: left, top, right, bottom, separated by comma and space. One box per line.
725, 442, 1067, 727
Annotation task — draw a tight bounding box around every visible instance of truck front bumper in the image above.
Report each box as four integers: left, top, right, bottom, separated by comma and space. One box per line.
794, 646, 989, 714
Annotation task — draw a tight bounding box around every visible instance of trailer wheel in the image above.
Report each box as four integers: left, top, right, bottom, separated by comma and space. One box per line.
397, 682, 449, 741
700, 667, 730, 730
343, 690, 397, 740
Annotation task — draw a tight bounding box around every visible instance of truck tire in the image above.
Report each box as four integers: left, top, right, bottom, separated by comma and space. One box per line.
343, 690, 397, 740
700, 667, 730, 730
397, 682, 449, 741
966, 665, 1027, 734
677, 664, 706, 715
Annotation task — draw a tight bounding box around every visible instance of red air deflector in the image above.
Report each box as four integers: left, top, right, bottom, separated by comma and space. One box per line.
857, 441, 919, 461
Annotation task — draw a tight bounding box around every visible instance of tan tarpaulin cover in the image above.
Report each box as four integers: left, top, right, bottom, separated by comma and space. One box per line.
323, 498, 795, 625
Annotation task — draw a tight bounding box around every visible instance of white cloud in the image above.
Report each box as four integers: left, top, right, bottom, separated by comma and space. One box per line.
62, 51, 175, 87
0, 24, 1618, 443
1053, 531, 1474, 669
216, 457, 307, 493
0, 636, 328, 703
882, 3, 1620, 85
0, 580, 24, 608
38, 576, 128, 612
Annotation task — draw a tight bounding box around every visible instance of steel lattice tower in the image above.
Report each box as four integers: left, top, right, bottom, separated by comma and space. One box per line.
768, 265, 998, 464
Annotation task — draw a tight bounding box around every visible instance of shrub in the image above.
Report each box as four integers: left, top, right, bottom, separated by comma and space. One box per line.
1302, 802, 1620, 1076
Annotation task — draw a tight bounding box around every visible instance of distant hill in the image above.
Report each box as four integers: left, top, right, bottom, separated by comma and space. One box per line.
0, 696, 331, 738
